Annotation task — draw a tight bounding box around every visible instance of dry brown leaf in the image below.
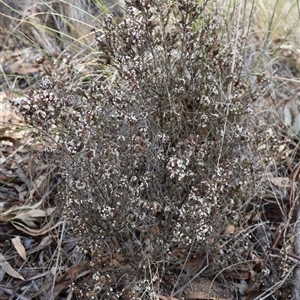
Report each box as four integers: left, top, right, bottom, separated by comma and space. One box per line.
0, 200, 44, 221
33, 173, 48, 197
269, 177, 292, 187
252, 211, 263, 222
0, 253, 25, 280
33, 174, 48, 188
15, 210, 45, 228
30, 199, 45, 209
15, 207, 56, 227
223, 224, 235, 234
113, 253, 126, 263
12, 236, 26, 260
183, 256, 208, 273
244, 212, 253, 221
184, 291, 229, 299
37, 235, 54, 249
0, 199, 56, 231
251, 253, 263, 266
12, 220, 63, 236
0, 207, 19, 221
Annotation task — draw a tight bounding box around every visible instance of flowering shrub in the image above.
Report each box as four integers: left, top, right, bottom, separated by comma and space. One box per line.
11, 0, 260, 298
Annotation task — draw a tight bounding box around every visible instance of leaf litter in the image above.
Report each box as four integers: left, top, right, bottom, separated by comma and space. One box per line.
0, 97, 75, 299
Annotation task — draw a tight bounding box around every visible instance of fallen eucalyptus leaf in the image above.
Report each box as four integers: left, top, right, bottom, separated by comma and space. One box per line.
12, 236, 26, 260
269, 177, 292, 187
0, 253, 25, 280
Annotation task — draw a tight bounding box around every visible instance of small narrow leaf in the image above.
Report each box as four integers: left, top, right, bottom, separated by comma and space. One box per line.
12, 236, 27, 260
